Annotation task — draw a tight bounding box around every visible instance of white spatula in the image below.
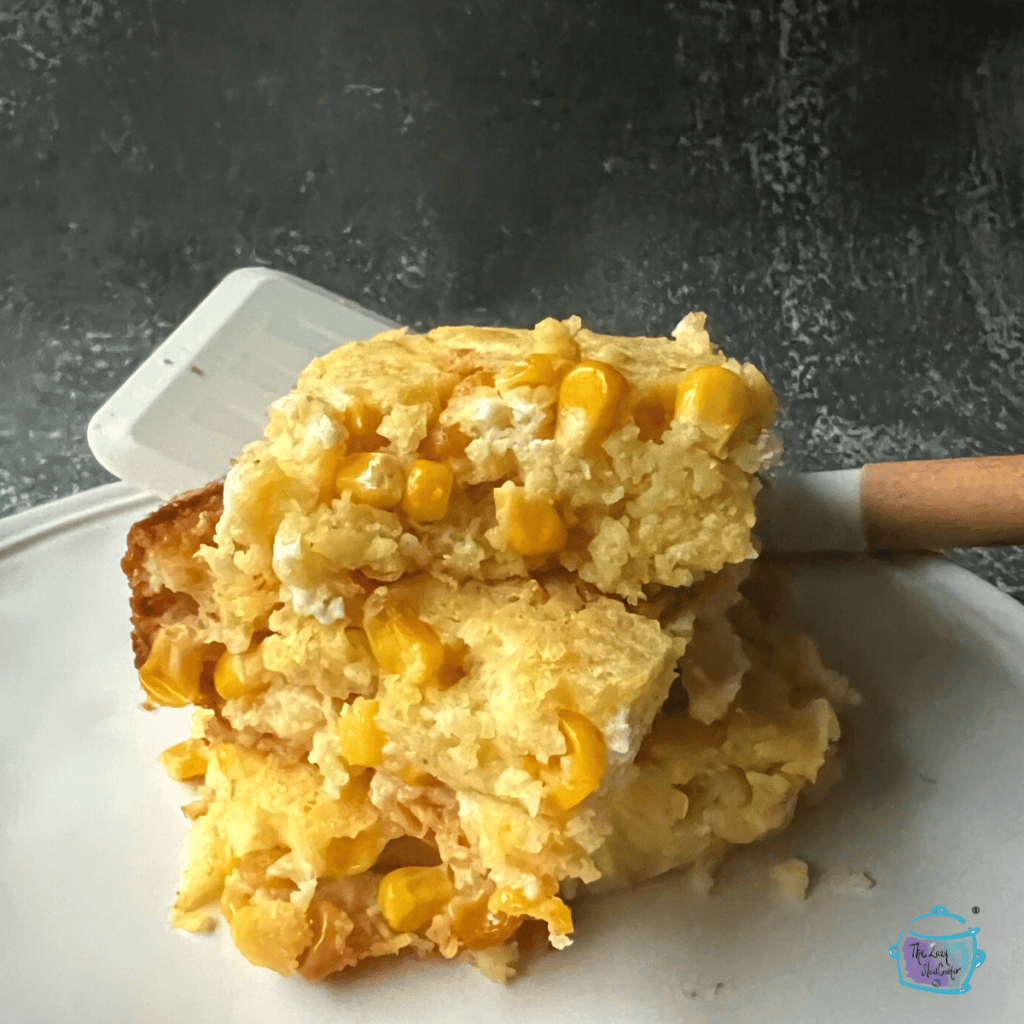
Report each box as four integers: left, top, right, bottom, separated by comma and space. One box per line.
87, 267, 1024, 553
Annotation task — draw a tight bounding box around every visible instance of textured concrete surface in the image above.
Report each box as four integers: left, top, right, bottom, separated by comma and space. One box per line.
3, 0, 1024, 596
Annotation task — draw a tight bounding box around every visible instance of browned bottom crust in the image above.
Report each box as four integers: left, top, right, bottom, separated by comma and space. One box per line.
122, 480, 224, 669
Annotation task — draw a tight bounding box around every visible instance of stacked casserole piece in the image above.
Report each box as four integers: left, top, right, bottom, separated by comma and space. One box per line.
123, 312, 852, 982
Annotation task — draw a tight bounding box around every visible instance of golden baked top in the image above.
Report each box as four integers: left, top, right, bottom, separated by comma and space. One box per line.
197, 313, 778, 658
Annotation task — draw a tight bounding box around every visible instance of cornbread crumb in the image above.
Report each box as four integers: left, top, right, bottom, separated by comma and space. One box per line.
770, 859, 810, 900
465, 942, 520, 983
828, 871, 876, 894
173, 908, 218, 933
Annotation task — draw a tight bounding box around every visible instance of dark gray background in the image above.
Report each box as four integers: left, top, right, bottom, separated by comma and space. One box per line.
3, 0, 1024, 598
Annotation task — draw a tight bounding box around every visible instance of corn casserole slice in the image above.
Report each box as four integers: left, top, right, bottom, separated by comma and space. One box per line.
122, 313, 850, 982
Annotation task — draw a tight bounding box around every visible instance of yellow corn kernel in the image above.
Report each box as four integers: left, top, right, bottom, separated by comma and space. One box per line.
557, 360, 629, 445
497, 352, 567, 391
336, 698, 387, 768
488, 888, 573, 937
675, 364, 749, 433
452, 894, 522, 950
159, 739, 208, 781
298, 898, 352, 982
495, 487, 567, 558
377, 866, 454, 933
401, 459, 454, 522
548, 709, 607, 810
630, 382, 678, 443
323, 823, 388, 877
138, 627, 204, 708
364, 605, 445, 687
335, 452, 404, 508
213, 650, 269, 701
229, 900, 312, 976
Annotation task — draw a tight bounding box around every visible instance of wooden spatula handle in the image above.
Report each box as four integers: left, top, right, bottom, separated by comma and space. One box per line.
862, 455, 1024, 550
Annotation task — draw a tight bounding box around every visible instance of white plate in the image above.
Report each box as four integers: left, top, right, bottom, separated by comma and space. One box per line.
1, 484, 1023, 1023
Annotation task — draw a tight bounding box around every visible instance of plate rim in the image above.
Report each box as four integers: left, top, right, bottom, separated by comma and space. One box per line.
0, 481, 155, 556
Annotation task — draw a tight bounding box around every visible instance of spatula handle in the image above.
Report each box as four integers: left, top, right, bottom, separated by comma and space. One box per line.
862, 455, 1024, 550
756, 456, 1024, 553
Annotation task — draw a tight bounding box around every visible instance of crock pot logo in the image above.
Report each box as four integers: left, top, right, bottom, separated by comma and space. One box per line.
889, 906, 986, 994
